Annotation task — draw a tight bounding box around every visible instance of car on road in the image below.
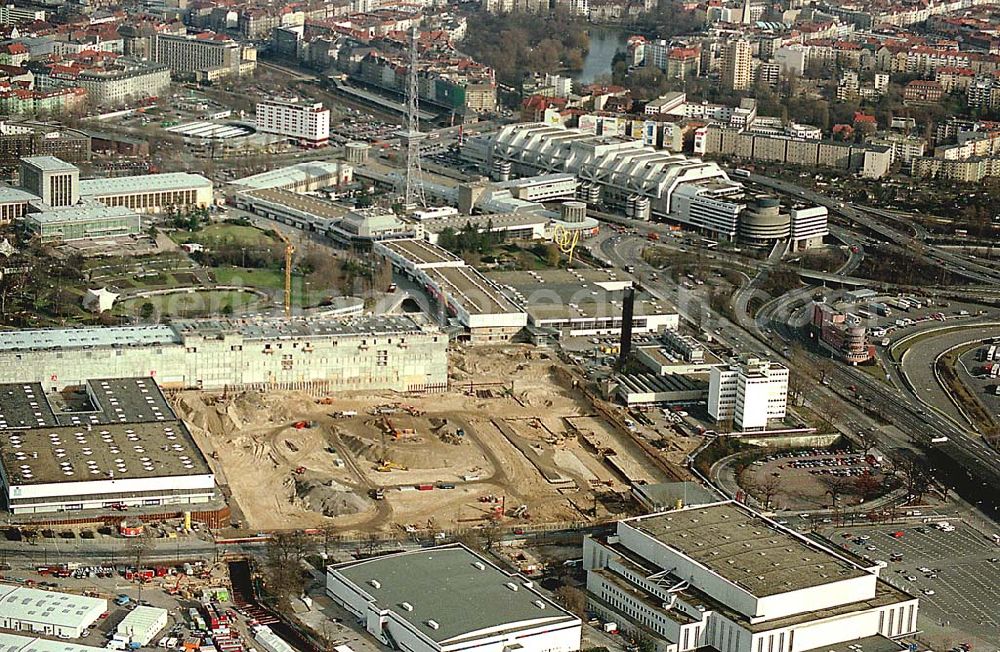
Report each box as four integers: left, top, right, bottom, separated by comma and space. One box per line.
906, 575, 917, 581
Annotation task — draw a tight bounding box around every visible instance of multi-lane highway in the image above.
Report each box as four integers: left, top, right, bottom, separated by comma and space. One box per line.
749, 174, 1000, 285
590, 217, 1000, 494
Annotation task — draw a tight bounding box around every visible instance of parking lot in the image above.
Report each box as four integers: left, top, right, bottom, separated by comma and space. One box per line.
745, 448, 886, 511
825, 522, 1000, 644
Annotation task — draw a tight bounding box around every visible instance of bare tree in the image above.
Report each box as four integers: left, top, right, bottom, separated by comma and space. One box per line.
898, 457, 931, 503
856, 428, 879, 457
264, 531, 309, 611
555, 585, 587, 617
820, 476, 854, 508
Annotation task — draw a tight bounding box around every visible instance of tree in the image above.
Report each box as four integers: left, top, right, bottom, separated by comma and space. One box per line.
140, 302, 155, 321
544, 242, 561, 268
555, 585, 587, 617
856, 428, 879, 458
263, 531, 309, 611
854, 473, 882, 501
821, 475, 853, 507
898, 457, 931, 504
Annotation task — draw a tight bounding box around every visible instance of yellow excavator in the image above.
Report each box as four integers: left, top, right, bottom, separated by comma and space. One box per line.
375, 458, 409, 472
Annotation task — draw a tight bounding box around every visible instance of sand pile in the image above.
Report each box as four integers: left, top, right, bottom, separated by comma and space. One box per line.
292, 477, 370, 517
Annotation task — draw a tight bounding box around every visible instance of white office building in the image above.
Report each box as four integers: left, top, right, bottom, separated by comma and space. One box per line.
255, 98, 330, 148
584, 502, 919, 652
327, 545, 581, 652
0, 585, 107, 638
708, 357, 788, 431
790, 206, 829, 251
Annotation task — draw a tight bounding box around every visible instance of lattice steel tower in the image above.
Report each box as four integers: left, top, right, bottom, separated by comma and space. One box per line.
399, 26, 426, 210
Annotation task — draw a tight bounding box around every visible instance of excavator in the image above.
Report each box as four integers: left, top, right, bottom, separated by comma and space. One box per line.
375, 458, 408, 472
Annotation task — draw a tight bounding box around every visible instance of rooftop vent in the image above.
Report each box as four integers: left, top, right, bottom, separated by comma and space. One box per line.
505, 582, 518, 591
401, 602, 413, 612
369, 580, 381, 589
473, 562, 486, 571
426, 620, 439, 630
533, 600, 545, 609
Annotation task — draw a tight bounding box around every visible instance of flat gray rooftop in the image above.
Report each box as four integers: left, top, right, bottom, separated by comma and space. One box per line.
27, 205, 138, 225
420, 211, 548, 233
489, 269, 673, 322
230, 161, 343, 191
21, 156, 77, 173
0, 187, 39, 204
0, 325, 178, 352
79, 173, 211, 196
172, 315, 429, 340
0, 418, 210, 486
380, 239, 462, 266
0, 317, 429, 353
241, 187, 346, 221
616, 373, 705, 394
424, 265, 522, 316
0, 383, 58, 430
625, 502, 866, 597
0, 378, 176, 431
331, 546, 577, 643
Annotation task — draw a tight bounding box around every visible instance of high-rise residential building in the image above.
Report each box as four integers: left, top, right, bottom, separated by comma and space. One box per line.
708, 356, 788, 431
255, 98, 330, 148
722, 40, 752, 91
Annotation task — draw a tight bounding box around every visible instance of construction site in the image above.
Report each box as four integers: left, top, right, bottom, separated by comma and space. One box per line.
172, 346, 678, 535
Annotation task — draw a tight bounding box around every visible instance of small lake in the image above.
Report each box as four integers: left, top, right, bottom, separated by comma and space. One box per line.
570, 27, 628, 84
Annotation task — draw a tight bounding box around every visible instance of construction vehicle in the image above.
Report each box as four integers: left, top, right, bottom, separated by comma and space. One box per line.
369, 488, 386, 500
294, 466, 306, 475
292, 420, 314, 430
375, 458, 410, 473
166, 574, 187, 596
375, 459, 408, 472
274, 228, 295, 319
316, 398, 334, 405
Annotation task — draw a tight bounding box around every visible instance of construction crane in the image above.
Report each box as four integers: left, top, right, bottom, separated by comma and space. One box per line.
274, 229, 294, 319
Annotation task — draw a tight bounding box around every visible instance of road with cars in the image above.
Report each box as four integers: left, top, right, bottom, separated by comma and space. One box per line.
588, 208, 1000, 503
748, 174, 1000, 286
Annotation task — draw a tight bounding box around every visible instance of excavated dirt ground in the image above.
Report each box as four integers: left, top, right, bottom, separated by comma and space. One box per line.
172, 345, 671, 534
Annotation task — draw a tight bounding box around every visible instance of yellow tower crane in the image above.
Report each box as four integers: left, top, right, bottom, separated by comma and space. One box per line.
274, 229, 295, 319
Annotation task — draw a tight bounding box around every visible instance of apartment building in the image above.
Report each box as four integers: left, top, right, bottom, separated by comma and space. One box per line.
150, 32, 256, 80
255, 98, 330, 148
708, 356, 788, 431
33, 57, 170, 107
721, 40, 752, 91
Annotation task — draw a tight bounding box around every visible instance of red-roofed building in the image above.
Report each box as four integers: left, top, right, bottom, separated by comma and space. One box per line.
936, 66, 975, 92
903, 79, 944, 104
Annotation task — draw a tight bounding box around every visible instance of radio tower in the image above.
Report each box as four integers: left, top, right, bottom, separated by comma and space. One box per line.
399, 26, 426, 210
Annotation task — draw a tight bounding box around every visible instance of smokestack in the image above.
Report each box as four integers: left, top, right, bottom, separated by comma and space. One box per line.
616, 286, 635, 372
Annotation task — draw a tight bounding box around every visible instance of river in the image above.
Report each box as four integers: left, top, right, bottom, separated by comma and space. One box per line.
570, 27, 628, 84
